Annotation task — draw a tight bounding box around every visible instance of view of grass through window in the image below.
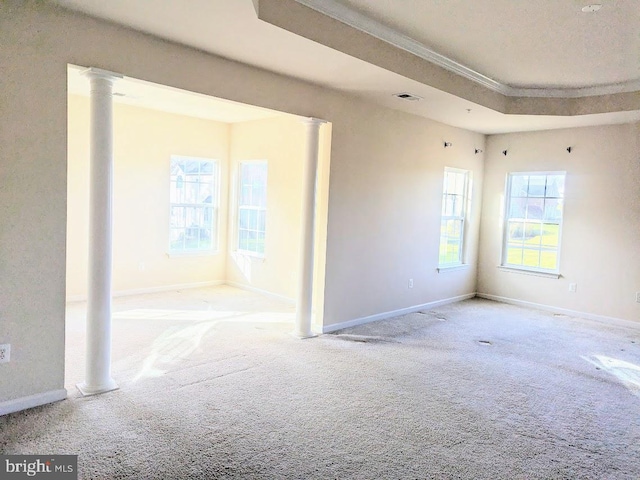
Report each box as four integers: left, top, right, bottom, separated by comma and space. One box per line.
438, 168, 469, 266
238, 161, 267, 256
503, 172, 565, 271
169, 156, 218, 253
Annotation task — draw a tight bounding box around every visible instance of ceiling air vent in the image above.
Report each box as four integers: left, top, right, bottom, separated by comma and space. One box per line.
393, 92, 423, 101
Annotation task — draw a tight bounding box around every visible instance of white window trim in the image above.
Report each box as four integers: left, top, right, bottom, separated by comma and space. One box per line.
168, 155, 220, 257
235, 160, 268, 258
437, 264, 470, 273
438, 167, 471, 268
497, 266, 561, 279
500, 171, 565, 275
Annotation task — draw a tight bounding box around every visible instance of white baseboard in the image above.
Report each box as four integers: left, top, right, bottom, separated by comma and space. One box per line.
322, 293, 477, 333
66, 280, 225, 303
476, 293, 640, 330
0, 389, 67, 416
225, 282, 296, 304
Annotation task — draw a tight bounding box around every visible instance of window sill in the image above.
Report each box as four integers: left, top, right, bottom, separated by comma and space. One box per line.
167, 250, 219, 259
235, 251, 266, 260
497, 266, 561, 279
437, 264, 470, 273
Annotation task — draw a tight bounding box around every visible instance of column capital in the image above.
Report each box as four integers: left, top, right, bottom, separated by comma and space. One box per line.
81, 67, 124, 82
301, 117, 327, 126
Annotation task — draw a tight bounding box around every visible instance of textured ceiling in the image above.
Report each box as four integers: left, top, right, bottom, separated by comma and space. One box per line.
336, 0, 639, 89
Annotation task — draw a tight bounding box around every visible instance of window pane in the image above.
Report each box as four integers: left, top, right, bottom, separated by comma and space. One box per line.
540, 250, 558, 270
510, 175, 528, 197
258, 210, 266, 231
170, 229, 185, 250
525, 198, 543, 220
524, 223, 542, 245
452, 194, 464, 216
200, 162, 213, 174
438, 168, 469, 266
522, 248, 541, 267
256, 232, 266, 255
528, 176, 546, 197
546, 175, 565, 197
508, 221, 525, 242
541, 224, 560, 247
199, 177, 213, 203
175, 207, 188, 228
543, 199, 563, 223
238, 162, 267, 254
198, 229, 212, 250
509, 197, 526, 219
503, 172, 565, 271
506, 246, 524, 265
169, 157, 218, 252
444, 195, 455, 216
238, 229, 249, 251
446, 172, 457, 194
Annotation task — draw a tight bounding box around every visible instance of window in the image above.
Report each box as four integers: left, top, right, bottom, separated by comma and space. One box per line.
438, 168, 470, 267
502, 172, 566, 272
169, 156, 218, 253
237, 161, 267, 256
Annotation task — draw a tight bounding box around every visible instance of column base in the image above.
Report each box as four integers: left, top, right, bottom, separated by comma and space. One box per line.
76, 379, 119, 397
292, 330, 318, 339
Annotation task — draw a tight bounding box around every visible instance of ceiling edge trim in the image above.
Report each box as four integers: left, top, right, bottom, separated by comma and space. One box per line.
294, 0, 640, 99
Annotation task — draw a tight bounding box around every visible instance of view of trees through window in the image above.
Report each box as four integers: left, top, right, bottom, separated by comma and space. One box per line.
237, 161, 267, 256
169, 157, 218, 252
439, 168, 469, 266
503, 172, 565, 271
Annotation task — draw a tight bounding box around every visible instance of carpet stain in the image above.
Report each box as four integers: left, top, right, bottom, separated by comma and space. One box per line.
333, 334, 399, 344
420, 310, 447, 321
478, 340, 493, 345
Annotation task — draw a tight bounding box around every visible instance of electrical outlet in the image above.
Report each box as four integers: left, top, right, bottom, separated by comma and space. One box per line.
0, 344, 10, 364
408, 278, 414, 289
569, 283, 577, 293
636, 292, 640, 303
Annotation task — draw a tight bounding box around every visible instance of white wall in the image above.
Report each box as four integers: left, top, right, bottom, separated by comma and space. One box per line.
478, 123, 640, 322
66, 95, 230, 299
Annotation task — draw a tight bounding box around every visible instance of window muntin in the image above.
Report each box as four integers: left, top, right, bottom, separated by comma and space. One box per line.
169, 156, 218, 253
237, 161, 267, 256
502, 172, 565, 272
438, 168, 470, 266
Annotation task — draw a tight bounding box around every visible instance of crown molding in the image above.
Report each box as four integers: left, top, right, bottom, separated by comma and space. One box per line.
294, 0, 640, 99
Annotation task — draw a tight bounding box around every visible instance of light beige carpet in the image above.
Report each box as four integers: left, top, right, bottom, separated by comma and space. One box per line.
2, 289, 639, 479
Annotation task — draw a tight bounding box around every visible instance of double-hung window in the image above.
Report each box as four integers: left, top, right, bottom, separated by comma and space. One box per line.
169, 156, 219, 254
438, 168, 470, 267
237, 161, 267, 256
502, 172, 565, 272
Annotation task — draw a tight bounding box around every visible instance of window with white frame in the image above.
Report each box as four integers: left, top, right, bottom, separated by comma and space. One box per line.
169, 156, 218, 253
237, 161, 267, 256
502, 172, 566, 272
438, 168, 470, 266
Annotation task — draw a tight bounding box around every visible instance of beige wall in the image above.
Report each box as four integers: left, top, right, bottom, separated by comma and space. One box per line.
1, 2, 482, 406
478, 123, 640, 322
227, 116, 305, 300
323, 107, 485, 326
66, 95, 229, 299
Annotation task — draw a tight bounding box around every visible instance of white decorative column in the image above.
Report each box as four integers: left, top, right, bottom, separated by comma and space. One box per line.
295, 118, 326, 338
77, 68, 122, 396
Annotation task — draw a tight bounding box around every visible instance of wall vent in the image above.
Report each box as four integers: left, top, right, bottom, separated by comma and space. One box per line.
393, 92, 423, 101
